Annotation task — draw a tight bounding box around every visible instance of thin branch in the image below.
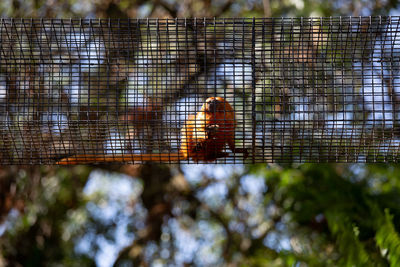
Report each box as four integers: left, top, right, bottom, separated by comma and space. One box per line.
214, 0, 234, 17
263, 0, 271, 17
154, 0, 178, 17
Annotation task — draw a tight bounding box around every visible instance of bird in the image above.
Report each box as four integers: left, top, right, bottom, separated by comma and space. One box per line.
57, 97, 248, 164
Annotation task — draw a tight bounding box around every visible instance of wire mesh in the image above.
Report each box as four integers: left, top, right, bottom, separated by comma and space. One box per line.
0, 17, 399, 164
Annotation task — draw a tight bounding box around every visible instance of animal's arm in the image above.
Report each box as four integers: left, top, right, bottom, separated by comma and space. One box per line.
212, 103, 249, 159
223, 115, 248, 158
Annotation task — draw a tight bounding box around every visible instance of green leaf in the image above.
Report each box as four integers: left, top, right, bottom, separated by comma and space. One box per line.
375, 209, 400, 267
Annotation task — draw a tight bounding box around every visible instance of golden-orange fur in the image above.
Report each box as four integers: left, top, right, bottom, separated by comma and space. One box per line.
57, 97, 247, 164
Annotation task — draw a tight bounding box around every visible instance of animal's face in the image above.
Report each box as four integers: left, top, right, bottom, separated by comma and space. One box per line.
204, 97, 228, 113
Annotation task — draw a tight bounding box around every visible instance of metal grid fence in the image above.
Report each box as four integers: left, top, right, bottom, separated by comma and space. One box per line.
0, 17, 399, 164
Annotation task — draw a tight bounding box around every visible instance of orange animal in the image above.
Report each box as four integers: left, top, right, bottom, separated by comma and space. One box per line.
57, 97, 248, 164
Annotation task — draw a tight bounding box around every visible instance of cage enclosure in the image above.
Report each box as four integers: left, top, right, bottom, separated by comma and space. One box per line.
0, 17, 399, 164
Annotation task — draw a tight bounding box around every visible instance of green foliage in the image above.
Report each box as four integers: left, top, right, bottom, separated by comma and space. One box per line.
375, 209, 400, 267
0, 166, 95, 267
325, 211, 370, 266
249, 164, 400, 266
3, 164, 400, 266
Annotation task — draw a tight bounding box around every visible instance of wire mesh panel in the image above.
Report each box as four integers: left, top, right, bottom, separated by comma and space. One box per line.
0, 17, 399, 164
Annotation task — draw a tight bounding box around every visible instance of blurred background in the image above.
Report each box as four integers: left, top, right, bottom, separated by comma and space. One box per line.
2, 0, 400, 266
